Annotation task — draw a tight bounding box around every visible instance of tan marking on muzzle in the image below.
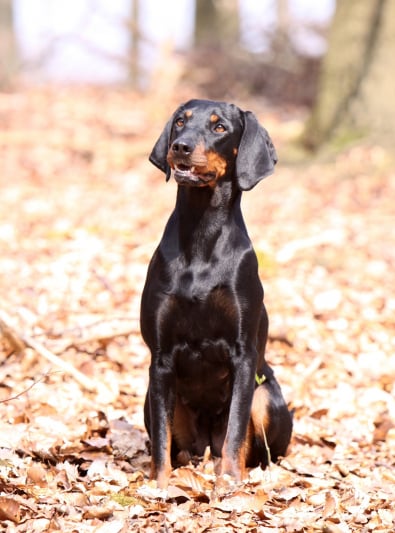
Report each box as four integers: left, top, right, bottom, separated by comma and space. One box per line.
191, 150, 228, 187
205, 151, 227, 178
190, 141, 208, 166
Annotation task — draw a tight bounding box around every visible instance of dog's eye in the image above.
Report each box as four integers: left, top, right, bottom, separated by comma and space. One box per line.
214, 123, 226, 133
175, 118, 184, 127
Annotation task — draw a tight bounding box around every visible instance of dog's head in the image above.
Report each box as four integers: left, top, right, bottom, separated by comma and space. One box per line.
149, 99, 277, 191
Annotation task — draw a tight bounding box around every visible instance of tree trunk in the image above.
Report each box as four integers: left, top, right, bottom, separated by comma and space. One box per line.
195, 0, 239, 48
0, 0, 18, 89
304, 0, 395, 149
128, 0, 139, 87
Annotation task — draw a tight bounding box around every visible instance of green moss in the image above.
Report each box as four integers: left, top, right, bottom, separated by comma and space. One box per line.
111, 493, 142, 507
329, 126, 368, 151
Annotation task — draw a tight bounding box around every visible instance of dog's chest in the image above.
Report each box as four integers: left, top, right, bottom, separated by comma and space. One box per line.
163, 274, 238, 334
174, 338, 232, 410
174, 263, 227, 301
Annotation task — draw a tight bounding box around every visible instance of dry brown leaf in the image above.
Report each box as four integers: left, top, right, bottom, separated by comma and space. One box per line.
213, 489, 268, 513
27, 464, 48, 486
61, 492, 89, 507
81, 436, 112, 450
0, 497, 21, 523
373, 412, 395, 442
323, 491, 338, 518
82, 505, 114, 520
166, 485, 191, 501
171, 466, 213, 496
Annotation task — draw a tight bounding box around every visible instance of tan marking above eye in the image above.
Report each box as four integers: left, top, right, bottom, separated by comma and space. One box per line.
210, 114, 219, 123
185, 110, 193, 118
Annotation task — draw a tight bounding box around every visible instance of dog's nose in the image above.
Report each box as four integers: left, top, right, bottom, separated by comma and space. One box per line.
172, 141, 192, 155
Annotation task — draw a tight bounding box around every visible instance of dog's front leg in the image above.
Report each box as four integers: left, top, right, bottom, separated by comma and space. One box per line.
220, 352, 256, 480
147, 356, 175, 489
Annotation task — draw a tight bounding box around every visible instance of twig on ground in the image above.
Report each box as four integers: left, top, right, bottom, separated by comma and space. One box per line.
0, 372, 57, 404
276, 229, 346, 262
46, 317, 137, 352
0, 309, 97, 393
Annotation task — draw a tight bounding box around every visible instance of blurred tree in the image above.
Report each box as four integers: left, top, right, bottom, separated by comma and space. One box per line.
195, 0, 238, 47
304, 0, 395, 149
129, 0, 139, 86
0, 0, 18, 89
189, 0, 240, 98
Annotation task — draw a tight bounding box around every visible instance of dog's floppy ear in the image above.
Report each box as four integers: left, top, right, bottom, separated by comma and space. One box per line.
235, 111, 278, 191
149, 115, 174, 181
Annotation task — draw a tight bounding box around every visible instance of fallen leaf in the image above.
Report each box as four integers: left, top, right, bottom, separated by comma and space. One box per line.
323, 491, 337, 518
0, 497, 21, 523
82, 505, 114, 519
27, 464, 48, 486
213, 489, 268, 513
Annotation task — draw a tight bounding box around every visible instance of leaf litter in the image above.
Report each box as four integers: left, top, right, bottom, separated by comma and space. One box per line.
0, 86, 394, 532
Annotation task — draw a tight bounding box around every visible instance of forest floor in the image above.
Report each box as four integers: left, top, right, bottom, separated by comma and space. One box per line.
0, 86, 394, 532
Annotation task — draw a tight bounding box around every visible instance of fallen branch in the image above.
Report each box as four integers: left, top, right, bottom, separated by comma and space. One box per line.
0, 310, 97, 393
60, 327, 134, 351
275, 229, 346, 262
0, 372, 54, 404
45, 317, 138, 353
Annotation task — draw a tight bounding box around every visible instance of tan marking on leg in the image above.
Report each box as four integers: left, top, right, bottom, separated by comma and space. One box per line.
246, 385, 271, 466
150, 420, 172, 489
250, 385, 271, 436
220, 436, 246, 481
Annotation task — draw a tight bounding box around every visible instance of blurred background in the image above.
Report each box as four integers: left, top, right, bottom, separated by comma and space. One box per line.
2, 0, 393, 148
4, 0, 334, 97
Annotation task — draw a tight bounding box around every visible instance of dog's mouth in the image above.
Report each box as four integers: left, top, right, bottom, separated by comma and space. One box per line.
173, 163, 216, 186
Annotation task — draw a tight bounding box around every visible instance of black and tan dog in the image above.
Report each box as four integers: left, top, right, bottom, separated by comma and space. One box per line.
140, 99, 292, 488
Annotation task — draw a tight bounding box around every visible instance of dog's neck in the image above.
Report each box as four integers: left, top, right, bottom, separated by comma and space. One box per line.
172, 179, 245, 259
